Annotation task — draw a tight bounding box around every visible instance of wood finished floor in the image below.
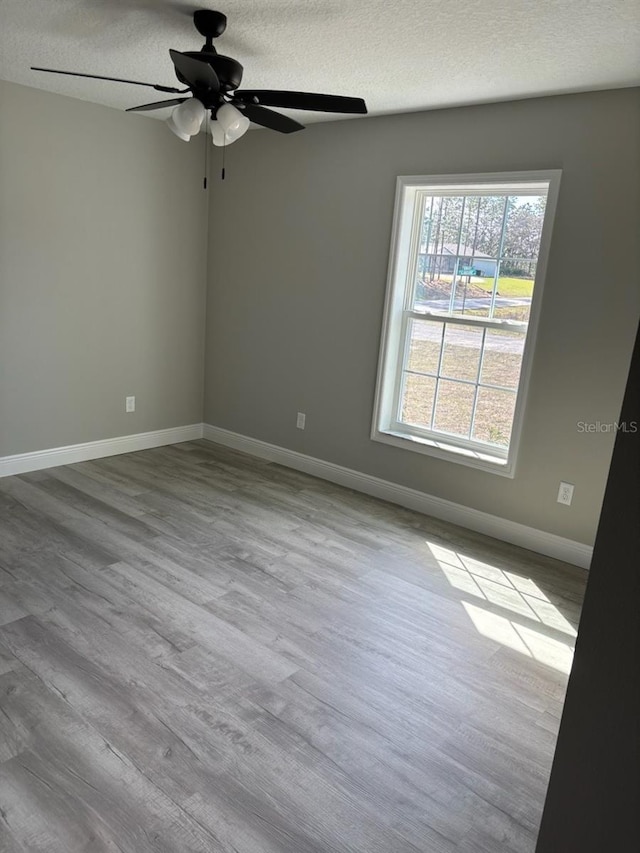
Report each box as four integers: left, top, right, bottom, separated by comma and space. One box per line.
0, 440, 586, 853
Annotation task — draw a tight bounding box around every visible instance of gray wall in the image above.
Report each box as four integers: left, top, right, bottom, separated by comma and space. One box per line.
0, 80, 207, 457
204, 88, 640, 547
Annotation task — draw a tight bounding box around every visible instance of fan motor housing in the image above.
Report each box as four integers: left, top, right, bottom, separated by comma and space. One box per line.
179, 52, 243, 92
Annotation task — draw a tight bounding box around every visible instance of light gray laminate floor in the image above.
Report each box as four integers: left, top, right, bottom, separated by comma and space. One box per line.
0, 441, 586, 852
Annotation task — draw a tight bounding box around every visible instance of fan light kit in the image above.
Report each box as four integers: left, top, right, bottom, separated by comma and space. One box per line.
31, 8, 368, 152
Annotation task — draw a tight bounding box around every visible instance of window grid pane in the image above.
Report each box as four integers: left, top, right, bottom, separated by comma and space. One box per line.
432, 379, 475, 439
406, 318, 443, 375
448, 196, 468, 313
472, 387, 518, 446
467, 327, 486, 439
468, 326, 488, 439
480, 328, 526, 388
400, 373, 437, 429
441, 324, 483, 381
431, 319, 448, 430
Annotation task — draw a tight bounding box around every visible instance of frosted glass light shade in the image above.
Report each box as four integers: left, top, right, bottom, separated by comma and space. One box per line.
210, 120, 226, 147
172, 99, 206, 137
216, 103, 250, 143
166, 112, 191, 142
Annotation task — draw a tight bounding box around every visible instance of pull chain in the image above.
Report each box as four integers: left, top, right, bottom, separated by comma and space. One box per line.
221, 137, 226, 181
203, 113, 209, 190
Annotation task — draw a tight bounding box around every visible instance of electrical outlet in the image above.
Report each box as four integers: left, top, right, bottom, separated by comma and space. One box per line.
557, 482, 574, 506
125, 396, 136, 413
296, 412, 306, 430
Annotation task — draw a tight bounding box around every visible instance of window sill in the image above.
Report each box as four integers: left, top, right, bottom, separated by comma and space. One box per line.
371, 428, 516, 478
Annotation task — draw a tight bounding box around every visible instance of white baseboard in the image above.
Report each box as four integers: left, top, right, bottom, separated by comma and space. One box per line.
0, 424, 204, 478
1, 422, 592, 569
202, 423, 592, 569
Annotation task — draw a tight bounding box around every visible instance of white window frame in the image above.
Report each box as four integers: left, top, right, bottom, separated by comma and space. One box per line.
371, 170, 561, 477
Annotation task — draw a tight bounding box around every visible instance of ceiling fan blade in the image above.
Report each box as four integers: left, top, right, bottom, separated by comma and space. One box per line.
234, 90, 367, 114
237, 103, 304, 134
169, 50, 219, 93
126, 98, 188, 113
30, 66, 184, 94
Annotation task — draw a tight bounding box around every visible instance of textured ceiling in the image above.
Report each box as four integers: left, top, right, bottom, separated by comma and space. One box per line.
1, 0, 639, 125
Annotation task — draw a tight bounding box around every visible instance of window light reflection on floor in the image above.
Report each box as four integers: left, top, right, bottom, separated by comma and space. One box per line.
426, 541, 577, 674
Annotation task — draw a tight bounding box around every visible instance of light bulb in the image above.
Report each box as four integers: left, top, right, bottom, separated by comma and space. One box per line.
172, 99, 206, 137
216, 103, 250, 143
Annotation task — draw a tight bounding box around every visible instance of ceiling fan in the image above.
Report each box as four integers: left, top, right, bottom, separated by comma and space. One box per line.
31, 8, 368, 147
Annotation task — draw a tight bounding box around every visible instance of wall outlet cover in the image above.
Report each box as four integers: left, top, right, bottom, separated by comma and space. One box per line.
557, 482, 574, 506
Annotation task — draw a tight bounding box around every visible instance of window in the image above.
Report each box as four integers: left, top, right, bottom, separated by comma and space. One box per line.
372, 171, 561, 476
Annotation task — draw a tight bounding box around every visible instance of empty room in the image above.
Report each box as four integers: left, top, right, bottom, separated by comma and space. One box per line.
1, 1, 639, 851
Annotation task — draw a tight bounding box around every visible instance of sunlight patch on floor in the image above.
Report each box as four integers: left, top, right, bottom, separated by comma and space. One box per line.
462, 602, 575, 673
427, 541, 576, 673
